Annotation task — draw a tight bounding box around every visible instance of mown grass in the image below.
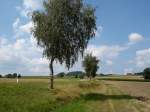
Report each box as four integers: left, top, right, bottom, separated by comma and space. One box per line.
0, 78, 150, 112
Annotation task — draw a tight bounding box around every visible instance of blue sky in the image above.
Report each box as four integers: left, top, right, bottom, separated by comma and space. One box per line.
0, 0, 150, 75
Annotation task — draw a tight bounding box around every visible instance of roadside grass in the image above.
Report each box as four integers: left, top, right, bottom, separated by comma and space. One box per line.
0, 78, 150, 112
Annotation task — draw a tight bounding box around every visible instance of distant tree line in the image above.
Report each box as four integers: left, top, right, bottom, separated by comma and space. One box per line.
56, 71, 85, 79
128, 67, 150, 80
0, 73, 21, 78
56, 71, 109, 79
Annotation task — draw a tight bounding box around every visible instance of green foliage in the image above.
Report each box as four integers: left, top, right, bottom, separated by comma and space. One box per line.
13, 73, 17, 78
32, 0, 96, 67
143, 67, 150, 79
134, 72, 143, 76
5, 73, 19, 78
0, 75, 2, 78
56, 72, 65, 78
18, 74, 21, 78
99, 73, 105, 76
32, 0, 96, 88
82, 54, 99, 78
66, 71, 84, 78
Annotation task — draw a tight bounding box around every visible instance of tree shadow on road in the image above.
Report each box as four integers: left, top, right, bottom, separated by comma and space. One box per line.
81, 93, 135, 101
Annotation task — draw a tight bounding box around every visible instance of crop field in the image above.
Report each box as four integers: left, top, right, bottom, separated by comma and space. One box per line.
0, 77, 150, 112
105, 80, 150, 100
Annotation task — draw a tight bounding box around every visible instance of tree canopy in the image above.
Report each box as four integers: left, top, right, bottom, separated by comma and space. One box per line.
32, 0, 96, 88
82, 54, 99, 79
143, 67, 150, 79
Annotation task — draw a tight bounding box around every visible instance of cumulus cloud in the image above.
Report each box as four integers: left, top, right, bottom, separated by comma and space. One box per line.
13, 18, 33, 38
135, 48, 150, 68
0, 36, 49, 74
86, 44, 128, 67
16, 0, 43, 17
0, 37, 8, 45
12, 18, 20, 29
128, 33, 143, 44
19, 21, 33, 34
1, 0, 52, 75
105, 60, 113, 66
87, 45, 128, 59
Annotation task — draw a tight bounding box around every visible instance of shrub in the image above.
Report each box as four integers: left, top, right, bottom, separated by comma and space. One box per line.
13, 73, 17, 78
79, 74, 84, 79
56, 72, 65, 78
75, 74, 78, 78
18, 74, 21, 78
0, 75, 2, 78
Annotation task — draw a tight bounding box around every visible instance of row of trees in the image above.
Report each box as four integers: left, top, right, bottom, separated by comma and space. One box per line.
0, 73, 21, 78
56, 71, 85, 79
83, 54, 99, 79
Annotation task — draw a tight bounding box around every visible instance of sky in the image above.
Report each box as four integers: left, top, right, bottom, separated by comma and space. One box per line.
0, 0, 150, 75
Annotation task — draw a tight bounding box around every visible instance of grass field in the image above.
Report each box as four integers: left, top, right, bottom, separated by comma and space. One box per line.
0, 77, 150, 112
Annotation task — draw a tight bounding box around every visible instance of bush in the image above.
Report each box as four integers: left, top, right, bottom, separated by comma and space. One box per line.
99, 73, 105, 76
13, 73, 17, 78
143, 68, 150, 79
79, 74, 84, 79
75, 74, 78, 78
18, 74, 21, 78
56, 72, 65, 78
0, 75, 2, 78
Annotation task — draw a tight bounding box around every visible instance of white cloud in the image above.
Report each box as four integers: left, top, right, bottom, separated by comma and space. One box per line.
1, 0, 78, 75
16, 0, 43, 17
12, 18, 33, 38
0, 36, 48, 74
105, 60, 113, 66
23, 0, 42, 10
0, 35, 76, 75
19, 21, 33, 34
13, 39, 26, 50
13, 18, 20, 29
0, 37, 8, 45
128, 33, 143, 44
135, 48, 150, 68
87, 45, 128, 59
